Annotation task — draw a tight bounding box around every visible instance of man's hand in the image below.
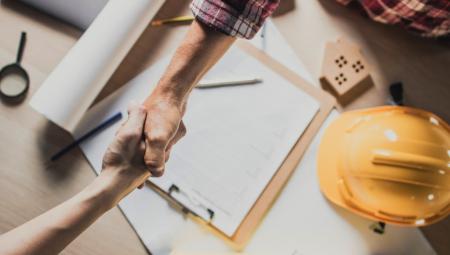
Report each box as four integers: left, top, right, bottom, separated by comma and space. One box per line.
143, 95, 186, 177
141, 20, 235, 177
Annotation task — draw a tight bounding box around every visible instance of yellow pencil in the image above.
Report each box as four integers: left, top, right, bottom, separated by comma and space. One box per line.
151, 15, 195, 26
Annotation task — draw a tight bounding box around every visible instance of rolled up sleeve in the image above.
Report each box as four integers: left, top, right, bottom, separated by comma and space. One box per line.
191, 0, 280, 39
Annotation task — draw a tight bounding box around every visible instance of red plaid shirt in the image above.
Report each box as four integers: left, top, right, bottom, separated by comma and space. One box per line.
191, 0, 280, 39
191, 0, 449, 38
337, 0, 450, 37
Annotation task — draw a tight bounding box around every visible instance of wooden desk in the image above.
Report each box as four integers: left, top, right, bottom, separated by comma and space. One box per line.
0, 0, 448, 254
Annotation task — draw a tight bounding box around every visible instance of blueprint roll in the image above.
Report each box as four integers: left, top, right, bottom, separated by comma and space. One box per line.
30, 0, 164, 132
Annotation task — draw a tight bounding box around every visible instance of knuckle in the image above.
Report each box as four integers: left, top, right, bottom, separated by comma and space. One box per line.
144, 157, 162, 168
139, 141, 146, 153
121, 130, 140, 140
146, 132, 169, 146
137, 106, 147, 114
165, 153, 171, 162
144, 160, 165, 177
150, 168, 164, 177
116, 134, 129, 144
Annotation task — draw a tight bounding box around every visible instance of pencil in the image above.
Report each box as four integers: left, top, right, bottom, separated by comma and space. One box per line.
50, 112, 123, 161
196, 78, 263, 89
151, 15, 195, 26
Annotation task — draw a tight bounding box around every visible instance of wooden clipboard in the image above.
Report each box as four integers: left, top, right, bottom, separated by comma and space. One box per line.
147, 40, 336, 250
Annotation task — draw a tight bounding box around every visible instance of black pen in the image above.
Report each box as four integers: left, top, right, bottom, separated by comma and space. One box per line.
50, 112, 123, 161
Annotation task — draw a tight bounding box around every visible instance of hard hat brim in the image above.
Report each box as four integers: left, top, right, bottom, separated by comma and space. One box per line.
317, 112, 356, 209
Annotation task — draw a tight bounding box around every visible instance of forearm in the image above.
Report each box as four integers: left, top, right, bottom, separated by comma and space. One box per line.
0, 168, 147, 255
145, 20, 235, 106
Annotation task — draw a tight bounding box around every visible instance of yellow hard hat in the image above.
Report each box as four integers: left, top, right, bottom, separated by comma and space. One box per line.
317, 106, 450, 226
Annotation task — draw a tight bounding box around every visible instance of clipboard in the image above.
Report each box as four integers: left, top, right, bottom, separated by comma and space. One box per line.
146, 40, 336, 250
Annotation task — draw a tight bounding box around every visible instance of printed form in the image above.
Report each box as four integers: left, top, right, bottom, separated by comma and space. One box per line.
150, 48, 320, 236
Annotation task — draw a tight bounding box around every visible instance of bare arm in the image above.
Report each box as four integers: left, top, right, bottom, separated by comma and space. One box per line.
0, 104, 150, 255
149, 20, 235, 103
143, 20, 235, 175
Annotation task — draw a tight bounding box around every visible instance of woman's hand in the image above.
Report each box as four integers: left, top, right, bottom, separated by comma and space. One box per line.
100, 102, 151, 206
0, 102, 151, 255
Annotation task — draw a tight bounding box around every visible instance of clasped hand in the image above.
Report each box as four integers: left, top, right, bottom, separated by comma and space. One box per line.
101, 97, 185, 199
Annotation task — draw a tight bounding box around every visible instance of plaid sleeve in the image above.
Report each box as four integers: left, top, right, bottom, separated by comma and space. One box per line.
191, 0, 280, 39
335, 0, 450, 38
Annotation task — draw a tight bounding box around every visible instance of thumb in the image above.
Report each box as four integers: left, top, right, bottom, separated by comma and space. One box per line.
118, 102, 147, 139
144, 136, 166, 177
126, 102, 147, 132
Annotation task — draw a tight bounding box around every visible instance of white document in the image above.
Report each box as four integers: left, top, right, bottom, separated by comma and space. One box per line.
76, 46, 320, 237
19, 0, 109, 29
29, 0, 165, 132
151, 48, 319, 236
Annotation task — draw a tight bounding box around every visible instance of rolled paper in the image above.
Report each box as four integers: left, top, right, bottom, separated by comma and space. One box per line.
30, 0, 165, 132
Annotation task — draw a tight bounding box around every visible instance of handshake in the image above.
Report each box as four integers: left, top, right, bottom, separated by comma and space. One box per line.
101, 95, 186, 198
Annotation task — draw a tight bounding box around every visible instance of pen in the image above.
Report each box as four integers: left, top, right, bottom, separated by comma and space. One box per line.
196, 78, 263, 89
151, 15, 195, 26
50, 112, 123, 161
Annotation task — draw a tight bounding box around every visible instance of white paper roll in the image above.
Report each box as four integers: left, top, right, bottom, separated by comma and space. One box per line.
30, 0, 165, 132
19, 0, 109, 29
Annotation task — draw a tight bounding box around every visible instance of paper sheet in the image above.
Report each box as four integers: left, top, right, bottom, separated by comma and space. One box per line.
151, 48, 319, 236
76, 45, 319, 237
19, 0, 109, 29
29, 0, 165, 132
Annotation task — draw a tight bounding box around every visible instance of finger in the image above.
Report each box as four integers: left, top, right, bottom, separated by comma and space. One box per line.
115, 121, 126, 136
165, 147, 172, 162
164, 121, 187, 162
144, 137, 166, 177
118, 102, 147, 140
175, 121, 187, 142
180, 101, 187, 115
116, 101, 137, 133
139, 140, 146, 155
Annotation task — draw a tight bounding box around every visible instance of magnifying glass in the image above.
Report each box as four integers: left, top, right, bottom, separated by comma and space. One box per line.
0, 32, 29, 100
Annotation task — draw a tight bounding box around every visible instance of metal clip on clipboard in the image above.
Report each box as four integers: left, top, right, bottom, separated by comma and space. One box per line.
167, 184, 215, 222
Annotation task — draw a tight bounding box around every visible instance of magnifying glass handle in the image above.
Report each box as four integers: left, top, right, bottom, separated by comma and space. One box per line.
16, 32, 27, 64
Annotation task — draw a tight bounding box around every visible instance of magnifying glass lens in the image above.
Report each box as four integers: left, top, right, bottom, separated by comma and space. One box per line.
1, 32, 29, 100
0, 66, 29, 98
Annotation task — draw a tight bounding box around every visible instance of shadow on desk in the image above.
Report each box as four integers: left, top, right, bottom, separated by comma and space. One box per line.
1, 0, 81, 40
95, 0, 191, 103
273, 0, 296, 17
328, 201, 436, 254
36, 121, 83, 183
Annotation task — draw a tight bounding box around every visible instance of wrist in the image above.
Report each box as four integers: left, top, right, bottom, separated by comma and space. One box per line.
84, 167, 150, 210
148, 77, 193, 107
77, 175, 119, 213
